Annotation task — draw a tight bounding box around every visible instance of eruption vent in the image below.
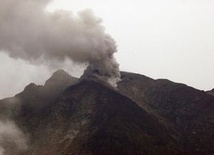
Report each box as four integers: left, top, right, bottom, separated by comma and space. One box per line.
0, 0, 120, 86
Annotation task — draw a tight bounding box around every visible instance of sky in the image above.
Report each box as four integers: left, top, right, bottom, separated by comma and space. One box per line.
0, 0, 214, 99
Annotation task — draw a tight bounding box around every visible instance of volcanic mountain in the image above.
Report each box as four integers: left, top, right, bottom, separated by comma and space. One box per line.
0, 70, 214, 154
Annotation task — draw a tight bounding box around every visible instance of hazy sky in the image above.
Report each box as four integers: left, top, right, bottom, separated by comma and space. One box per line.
1, 0, 214, 99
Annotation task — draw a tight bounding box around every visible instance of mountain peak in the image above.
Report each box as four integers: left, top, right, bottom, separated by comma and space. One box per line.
51, 69, 70, 77
23, 83, 38, 91
44, 69, 78, 87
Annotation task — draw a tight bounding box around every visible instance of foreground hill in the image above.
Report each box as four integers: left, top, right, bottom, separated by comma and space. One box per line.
118, 72, 214, 153
0, 70, 214, 154
20, 80, 179, 154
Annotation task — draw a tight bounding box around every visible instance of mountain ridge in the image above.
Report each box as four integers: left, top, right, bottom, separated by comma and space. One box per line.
20, 80, 180, 154
0, 69, 214, 154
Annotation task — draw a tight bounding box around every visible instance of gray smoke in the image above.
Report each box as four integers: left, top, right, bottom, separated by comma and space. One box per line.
0, 97, 27, 155
0, 120, 28, 155
0, 0, 120, 86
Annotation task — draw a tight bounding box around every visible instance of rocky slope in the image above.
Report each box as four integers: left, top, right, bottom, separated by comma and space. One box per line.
118, 72, 214, 153
0, 70, 214, 154
20, 80, 180, 154
0, 69, 77, 116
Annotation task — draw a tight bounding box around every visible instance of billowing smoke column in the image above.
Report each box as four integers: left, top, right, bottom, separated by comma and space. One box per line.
0, 0, 120, 86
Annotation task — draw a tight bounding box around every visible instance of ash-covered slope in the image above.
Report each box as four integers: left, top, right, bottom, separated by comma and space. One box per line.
118, 72, 214, 153
1, 70, 214, 154
19, 80, 179, 155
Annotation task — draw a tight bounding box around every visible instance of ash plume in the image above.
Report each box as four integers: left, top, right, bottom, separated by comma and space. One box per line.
0, 0, 120, 86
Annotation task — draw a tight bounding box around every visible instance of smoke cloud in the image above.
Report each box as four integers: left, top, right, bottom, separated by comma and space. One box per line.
0, 0, 120, 86
0, 120, 28, 155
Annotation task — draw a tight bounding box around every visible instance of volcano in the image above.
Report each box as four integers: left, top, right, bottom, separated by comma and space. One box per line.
1, 70, 214, 154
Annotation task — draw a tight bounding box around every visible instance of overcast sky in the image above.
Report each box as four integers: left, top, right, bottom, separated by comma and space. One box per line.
1, 0, 214, 99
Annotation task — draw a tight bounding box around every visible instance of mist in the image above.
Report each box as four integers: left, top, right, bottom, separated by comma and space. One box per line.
0, 120, 28, 155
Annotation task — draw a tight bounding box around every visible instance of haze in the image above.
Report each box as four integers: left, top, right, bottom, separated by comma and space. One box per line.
1, 0, 214, 99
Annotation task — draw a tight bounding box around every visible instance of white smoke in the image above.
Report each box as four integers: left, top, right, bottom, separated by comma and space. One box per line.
0, 0, 120, 86
0, 120, 28, 155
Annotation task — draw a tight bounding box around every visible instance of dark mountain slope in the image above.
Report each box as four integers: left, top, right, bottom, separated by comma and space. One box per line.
207, 89, 214, 96
17, 69, 78, 108
0, 70, 78, 139
0, 69, 78, 115
20, 80, 180, 155
118, 72, 214, 153
1, 70, 214, 154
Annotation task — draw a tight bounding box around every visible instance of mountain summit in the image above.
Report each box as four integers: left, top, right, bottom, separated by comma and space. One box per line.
0, 70, 214, 154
